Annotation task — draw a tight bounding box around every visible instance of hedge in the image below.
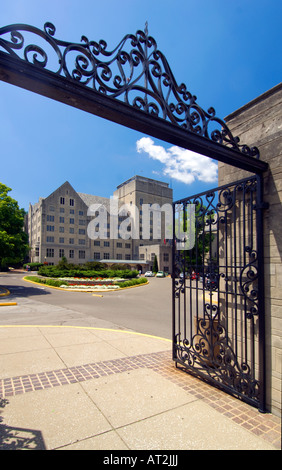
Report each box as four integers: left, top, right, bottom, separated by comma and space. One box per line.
24, 263, 44, 271
25, 276, 69, 288
115, 277, 148, 288
37, 265, 139, 279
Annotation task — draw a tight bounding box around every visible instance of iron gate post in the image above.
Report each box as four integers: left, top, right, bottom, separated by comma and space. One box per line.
172, 201, 176, 360
256, 174, 269, 413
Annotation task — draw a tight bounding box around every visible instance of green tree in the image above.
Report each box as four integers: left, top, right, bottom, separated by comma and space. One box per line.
153, 254, 158, 273
0, 183, 29, 270
175, 202, 215, 269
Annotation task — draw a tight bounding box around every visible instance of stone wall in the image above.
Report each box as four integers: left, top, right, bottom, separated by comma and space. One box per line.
218, 83, 282, 416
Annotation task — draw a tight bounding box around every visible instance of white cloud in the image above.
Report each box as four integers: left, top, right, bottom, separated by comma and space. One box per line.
136, 137, 218, 185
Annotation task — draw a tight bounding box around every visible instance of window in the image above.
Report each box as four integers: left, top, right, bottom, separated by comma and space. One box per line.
79, 210, 84, 216
47, 215, 54, 221
163, 253, 169, 262
94, 252, 101, 260
49, 206, 55, 212
116, 253, 122, 260
79, 220, 86, 225
94, 240, 100, 246
69, 238, 74, 244
104, 241, 110, 247
79, 239, 85, 245
47, 225, 54, 232
59, 249, 65, 258
79, 229, 85, 235
125, 243, 131, 248
60, 208, 65, 213
69, 218, 74, 224
69, 228, 74, 234
69, 249, 74, 258
103, 253, 110, 259
59, 226, 64, 233
46, 236, 54, 242
46, 248, 54, 257
70, 198, 74, 206
151, 253, 155, 261
125, 254, 131, 260
59, 217, 64, 223
59, 238, 64, 243
60, 197, 65, 205
70, 209, 74, 214
140, 254, 145, 259
35, 247, 39, 256
79, 250, 85, 259
117, 242, 122, 248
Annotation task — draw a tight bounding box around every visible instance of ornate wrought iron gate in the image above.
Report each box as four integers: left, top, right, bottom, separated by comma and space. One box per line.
172, 175, 267, 411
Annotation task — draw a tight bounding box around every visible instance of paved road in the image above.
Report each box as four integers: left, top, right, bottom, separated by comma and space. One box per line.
0, 272, 173, 339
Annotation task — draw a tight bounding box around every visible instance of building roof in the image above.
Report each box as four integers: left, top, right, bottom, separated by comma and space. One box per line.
78, 193, 111, 211
116, 175, 170, 189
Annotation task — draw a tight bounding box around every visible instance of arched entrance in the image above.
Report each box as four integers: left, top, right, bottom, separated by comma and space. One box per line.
0, 22, 269, 411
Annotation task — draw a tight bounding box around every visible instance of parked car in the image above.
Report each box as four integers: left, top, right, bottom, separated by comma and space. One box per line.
190, 271, 200, 280
144, 271, 154, 277
204, 273, 219, 291
156, 271, 165, 277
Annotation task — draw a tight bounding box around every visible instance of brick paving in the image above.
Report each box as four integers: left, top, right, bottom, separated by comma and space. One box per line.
0, 349, 281, 449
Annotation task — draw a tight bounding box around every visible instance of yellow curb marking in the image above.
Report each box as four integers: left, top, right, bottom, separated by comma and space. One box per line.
0, 302, 17, 306
0, 324, 172, 342
201, 294, 218, 304
0, 288, 10, 297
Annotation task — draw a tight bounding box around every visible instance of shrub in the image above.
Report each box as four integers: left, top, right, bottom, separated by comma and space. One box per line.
37, 265, 139, 279
24, 262, 44, 271
115, 277, 148, 288
25, 276, 69, 288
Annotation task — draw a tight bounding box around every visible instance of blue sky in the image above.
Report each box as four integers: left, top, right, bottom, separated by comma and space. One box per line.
1, 0, 281, 211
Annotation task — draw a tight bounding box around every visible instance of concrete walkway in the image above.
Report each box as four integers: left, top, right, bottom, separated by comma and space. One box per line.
0, 324, 281, 451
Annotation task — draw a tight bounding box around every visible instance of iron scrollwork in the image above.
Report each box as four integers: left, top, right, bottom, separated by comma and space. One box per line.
0, 21, 260, 159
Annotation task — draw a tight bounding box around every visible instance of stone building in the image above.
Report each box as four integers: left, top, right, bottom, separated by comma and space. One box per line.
218, 83, 282, 417
28, 175, 173, 273
113, 175, 173, 272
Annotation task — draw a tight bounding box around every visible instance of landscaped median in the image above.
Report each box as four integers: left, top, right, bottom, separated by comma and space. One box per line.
23, 260, 149, 292
23, 275, 148, 292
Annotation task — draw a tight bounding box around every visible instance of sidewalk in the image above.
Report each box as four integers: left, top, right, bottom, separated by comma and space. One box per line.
0, 324, 280, 450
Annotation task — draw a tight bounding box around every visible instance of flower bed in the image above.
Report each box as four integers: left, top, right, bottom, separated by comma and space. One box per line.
59, 284, 120, 290
58, 277, 125, 286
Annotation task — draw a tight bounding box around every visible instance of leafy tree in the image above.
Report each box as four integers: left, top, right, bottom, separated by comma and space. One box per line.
175, 201, 215, 271
153, 254, 159, 273
0, 183, 29, 270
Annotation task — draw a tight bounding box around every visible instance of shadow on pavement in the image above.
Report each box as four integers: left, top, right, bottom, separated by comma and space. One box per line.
0, 398, 46, 450
1, 285, 51, 297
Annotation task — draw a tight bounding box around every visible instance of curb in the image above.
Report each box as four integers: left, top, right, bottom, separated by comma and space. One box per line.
0, 324, 172, 342
0, 288, 10, 297
0, 302, 17, 306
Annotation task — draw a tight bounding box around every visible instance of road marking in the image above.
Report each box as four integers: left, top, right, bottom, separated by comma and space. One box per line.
0, 324, 172, 342
0, 302, 17, 306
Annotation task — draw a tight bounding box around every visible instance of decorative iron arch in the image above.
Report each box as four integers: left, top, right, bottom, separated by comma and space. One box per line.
0, 21, 268, 173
